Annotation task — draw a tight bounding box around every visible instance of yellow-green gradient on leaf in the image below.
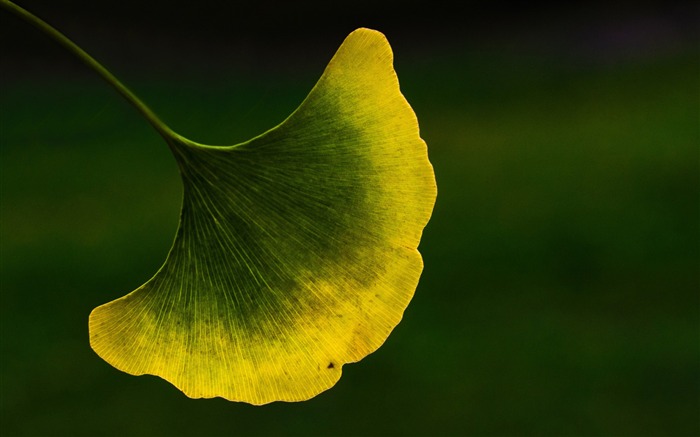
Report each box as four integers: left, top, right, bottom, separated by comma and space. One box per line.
89, 28, 437, 404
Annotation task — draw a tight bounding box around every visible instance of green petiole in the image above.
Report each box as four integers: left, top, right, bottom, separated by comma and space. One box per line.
1, 0, 181, 142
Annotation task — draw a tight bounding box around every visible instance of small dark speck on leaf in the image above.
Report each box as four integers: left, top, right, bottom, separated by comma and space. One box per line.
327, 362, 335, 369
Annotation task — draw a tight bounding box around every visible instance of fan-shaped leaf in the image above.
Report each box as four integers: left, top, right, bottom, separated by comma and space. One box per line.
89, 28, 436, 404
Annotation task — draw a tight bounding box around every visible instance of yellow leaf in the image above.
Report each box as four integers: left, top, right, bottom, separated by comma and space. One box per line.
89, 28, 437, 404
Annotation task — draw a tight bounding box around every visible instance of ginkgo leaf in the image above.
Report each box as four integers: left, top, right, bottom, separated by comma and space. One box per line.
88, 28, 436, 404
3, 0, 435, 404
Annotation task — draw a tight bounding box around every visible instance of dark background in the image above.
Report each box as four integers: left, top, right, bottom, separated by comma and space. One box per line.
1, 1, 698, 436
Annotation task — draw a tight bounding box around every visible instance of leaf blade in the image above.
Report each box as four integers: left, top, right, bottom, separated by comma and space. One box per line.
89, 28, 436, 404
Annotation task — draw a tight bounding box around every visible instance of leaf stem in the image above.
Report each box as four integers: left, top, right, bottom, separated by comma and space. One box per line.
1, 0, 179, 141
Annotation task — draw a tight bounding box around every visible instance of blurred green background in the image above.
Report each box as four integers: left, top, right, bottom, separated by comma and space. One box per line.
1, 1, 698, 436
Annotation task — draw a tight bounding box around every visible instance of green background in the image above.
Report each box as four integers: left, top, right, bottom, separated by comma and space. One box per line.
1, 1, 698, 436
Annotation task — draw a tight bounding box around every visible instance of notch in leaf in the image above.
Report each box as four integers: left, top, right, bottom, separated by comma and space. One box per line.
3, 0, 436, 404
